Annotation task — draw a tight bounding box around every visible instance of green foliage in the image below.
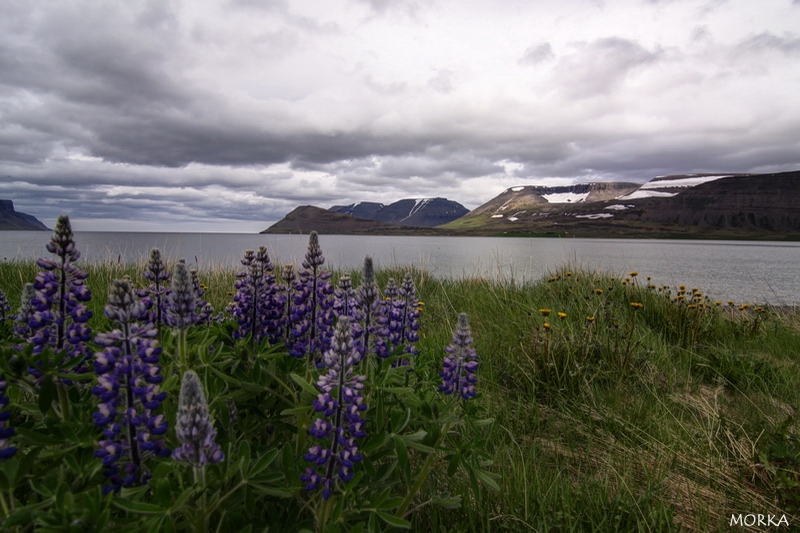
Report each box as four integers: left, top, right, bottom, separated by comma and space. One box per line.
2, 258, 800, 531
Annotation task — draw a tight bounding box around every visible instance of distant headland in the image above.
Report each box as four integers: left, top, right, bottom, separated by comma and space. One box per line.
0, 200, 48, 231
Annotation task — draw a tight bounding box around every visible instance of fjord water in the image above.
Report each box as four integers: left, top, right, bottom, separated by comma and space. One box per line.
1, 231, 798, 305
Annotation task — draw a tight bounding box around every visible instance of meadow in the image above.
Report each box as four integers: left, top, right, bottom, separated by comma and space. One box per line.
1, 218, 800, 532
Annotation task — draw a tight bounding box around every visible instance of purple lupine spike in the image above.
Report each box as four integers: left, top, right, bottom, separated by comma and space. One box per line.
357, 256, 389, 361
332, 275, 364, 360
386, 273, 420, 364
92, 278, 169, 494
166, 261, 196, 330
172, 370, 224, 467
301, 317, 367, 500
138, 248, 171, 334
278, 264, 297, 346
231, 247, 281, 344
290, 232, 335, 365
26, 215, 93, 372
190, 268, 214, 326
0, 289, 11, 322
14, 284, 36, 341
0, 378, 16, 460
439, 313, 478, 400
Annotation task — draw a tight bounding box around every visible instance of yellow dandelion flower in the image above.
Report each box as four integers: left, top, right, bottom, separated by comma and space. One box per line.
543, 323, 551, 330
539, 309, 552, 317
586, 316, 595, 323
595, 289, 604, 294
226, 291, 233, 295
557, 312, 567, 319
715, 301, 722, 306
687, 304, 697, 309
679, 285, 686, 290
630, 302, 643, 310
566, 271, 573, 276
630, 271, 638, 277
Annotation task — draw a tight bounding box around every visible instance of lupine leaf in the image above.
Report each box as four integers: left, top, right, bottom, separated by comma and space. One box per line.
290, 373, 319, 396
38, 376, 56, 414
475, 469, 501, 491
249, 448, 279, 477
376, 497, 405, 510
377, 512, 412, 529
112, 499, 165, 514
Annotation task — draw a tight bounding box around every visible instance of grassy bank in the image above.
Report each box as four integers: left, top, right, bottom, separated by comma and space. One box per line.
1, 257, 800, 531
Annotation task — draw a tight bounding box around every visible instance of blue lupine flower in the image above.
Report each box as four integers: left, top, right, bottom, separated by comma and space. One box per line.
439, 313, 479, 400
166, 261, 196, 330
0, 289, 10, 322
0, 378, 16, 460
301, 317, 367, 500
189, 268, 214, 326
138, 248, 171, 334
332, 275, 364, 359
14, 284, 36, 341
27, 215, 93, 371
356, 256, 388, 361
173, 370, 224, 467
278, 264, 297, 345
231, 247, 280, 343
290, 232, 335, 365
92, 278, 169, 494
386, 273, 420, 363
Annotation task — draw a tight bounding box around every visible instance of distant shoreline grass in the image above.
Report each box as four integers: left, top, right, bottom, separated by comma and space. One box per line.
2, 256, 800, 530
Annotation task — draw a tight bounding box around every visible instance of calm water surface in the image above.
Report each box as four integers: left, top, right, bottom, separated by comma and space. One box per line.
1, 231, 798, 305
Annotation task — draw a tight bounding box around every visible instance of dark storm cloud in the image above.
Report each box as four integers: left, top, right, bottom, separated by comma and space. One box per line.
1, 0, 799, 231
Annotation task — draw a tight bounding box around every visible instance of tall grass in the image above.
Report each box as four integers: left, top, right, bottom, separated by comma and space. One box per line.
1, 259, 799, 531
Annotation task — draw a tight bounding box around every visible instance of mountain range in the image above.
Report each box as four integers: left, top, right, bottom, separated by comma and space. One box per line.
262, 170, 800, 239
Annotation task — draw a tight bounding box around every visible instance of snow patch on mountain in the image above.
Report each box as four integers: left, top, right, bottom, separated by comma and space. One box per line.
641, 175, 731, 189
542, 191, 590, 203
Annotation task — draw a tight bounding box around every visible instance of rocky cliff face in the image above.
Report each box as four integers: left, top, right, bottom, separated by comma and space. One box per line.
330, 198, 468, 227
631, 171, 800, 232
0, 200, 49, 231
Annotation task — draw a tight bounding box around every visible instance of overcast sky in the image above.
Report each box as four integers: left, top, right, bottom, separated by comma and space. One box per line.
1, 0, 799, 232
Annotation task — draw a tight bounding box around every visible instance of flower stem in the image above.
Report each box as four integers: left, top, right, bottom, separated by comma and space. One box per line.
394, 421, 452, 520
57, 381, 70, 421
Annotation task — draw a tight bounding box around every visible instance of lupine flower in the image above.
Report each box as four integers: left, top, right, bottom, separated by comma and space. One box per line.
231, 247, 280, 344
0, 289, 10, 322
356, 256, 388, 361
27, 215, 93, 371
277, 265, 297, 345
166, 261, 197, 330
301, 317, 367, 500
290, 232, 335, 364
172, 370, 223, 467
0, 378, 16, 460
386, 273, 420, 363
138, 248, 171, 334
439, 313, 479, 400
190, 268, 215, 325
92, 278, 169, 494
14, 283, 36, 341
332, 275, 364, 358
